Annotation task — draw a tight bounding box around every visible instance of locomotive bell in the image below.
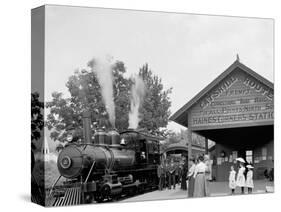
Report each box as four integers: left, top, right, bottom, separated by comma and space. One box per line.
120, 138, 126, 145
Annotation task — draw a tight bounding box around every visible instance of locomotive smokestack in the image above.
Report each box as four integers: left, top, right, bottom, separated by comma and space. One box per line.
82, 110, 92, 144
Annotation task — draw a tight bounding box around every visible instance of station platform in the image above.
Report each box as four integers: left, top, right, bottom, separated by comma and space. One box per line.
122, 180, 274, 202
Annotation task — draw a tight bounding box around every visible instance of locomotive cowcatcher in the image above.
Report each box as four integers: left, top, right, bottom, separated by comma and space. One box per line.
48, 111, 164, 206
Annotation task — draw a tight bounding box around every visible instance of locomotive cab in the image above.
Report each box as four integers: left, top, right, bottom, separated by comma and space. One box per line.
120, 130, 161, 166
138, 139, 148, 164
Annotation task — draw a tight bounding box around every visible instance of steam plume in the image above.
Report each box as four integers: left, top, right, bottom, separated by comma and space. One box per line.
129, 75, 146, 129
92, 56, 116, 128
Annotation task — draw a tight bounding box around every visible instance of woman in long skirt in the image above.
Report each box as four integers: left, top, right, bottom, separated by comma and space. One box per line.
187, 158, 196, 196
193, 155, 208, 197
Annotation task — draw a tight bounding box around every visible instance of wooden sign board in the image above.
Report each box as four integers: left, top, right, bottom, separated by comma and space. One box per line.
188, 68, 274, 130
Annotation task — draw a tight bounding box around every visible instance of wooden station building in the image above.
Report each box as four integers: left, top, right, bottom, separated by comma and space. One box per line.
170, 59, 274, 181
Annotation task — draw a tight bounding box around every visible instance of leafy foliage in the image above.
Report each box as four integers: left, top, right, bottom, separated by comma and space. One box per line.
138, 64, 172, 136
55, 143, 64, 152
46, 59, 172, 143
31, 92, 44, 149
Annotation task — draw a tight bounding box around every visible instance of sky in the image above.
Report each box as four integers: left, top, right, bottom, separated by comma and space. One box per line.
45, 5, 274, 133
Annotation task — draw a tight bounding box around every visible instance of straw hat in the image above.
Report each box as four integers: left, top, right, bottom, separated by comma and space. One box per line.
236, 157, 246, 163
246, 164, 254, 169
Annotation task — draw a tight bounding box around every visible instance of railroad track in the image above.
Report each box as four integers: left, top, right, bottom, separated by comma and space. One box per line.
46, 186, 157, 207
46, 187, 81, 207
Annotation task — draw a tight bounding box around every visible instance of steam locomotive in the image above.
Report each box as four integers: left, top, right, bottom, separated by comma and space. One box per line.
49, 112, 163, 205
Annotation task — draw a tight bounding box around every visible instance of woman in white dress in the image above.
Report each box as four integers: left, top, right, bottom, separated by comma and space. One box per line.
246, 165, 254, 194
193, 155, 208, 197
229, 165, 236, 194
236, 161, 246, 194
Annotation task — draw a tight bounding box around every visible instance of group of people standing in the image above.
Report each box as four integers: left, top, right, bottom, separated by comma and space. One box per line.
157, 155, 255, 197
157, 154, 212, 198
187, 154, 212, 197
229, 158, 254, 194
157, 158, 186, 190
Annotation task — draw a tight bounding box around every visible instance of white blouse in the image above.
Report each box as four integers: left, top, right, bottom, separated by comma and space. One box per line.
193, 162, 207, 178
188, 164, 196, 177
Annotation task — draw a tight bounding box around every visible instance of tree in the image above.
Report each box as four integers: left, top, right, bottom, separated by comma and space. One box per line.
46, 59, 131, 143
138, 64, 172, 135
46, 59, 172, 143
31, 92, 44, 149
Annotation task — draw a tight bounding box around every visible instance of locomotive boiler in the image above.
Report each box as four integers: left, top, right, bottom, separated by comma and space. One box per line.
57, 132, 136, 179
49, 111, 163, 206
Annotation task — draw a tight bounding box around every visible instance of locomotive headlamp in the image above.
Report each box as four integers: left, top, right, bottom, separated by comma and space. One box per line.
61, 156, 72, 169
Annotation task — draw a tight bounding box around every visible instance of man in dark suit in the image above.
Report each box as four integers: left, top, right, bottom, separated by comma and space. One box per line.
168, 160, 176, 189
175, 163, 181, 185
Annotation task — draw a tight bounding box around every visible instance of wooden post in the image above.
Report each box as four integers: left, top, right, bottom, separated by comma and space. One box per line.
187, 128, 192, 161
205, 137, 208, 154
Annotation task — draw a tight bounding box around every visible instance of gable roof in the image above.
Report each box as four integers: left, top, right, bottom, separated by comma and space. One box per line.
169, 59, 274, 127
